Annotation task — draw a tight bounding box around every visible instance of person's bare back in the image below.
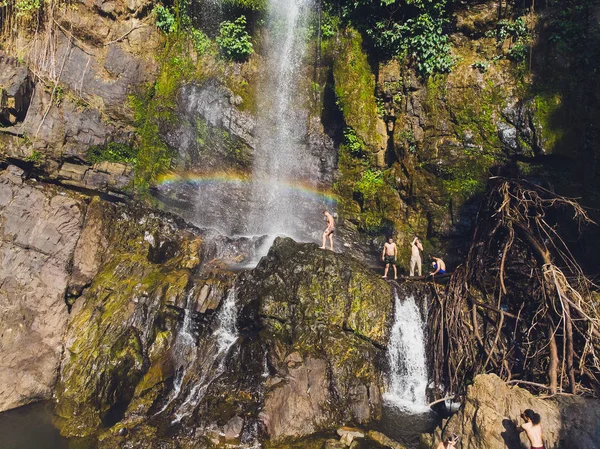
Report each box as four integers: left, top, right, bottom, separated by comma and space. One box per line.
517, 409, 545, 449
522, 421, 544, 448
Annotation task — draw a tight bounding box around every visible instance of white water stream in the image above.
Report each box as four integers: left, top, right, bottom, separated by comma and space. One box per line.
248, 0, 322, 239
384, 291, 429, 412
172, 287, 239, 423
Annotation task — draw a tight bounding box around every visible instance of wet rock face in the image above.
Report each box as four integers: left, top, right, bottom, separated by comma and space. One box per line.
55, 202, 206, 436
0, 167, 83, 412
238, 237, 392, 442
436, 374, 600, 449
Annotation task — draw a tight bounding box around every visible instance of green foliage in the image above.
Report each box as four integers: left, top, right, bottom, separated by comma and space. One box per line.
320, 11, 340, 39
190, 27, 211, 56
356, 169, 384, 200
153, 4, 177, 34
471, 60, 489, 73
88, 142, 138, 165
343, 128, 365, 156
221, 0, 266, 10
327, 0, 454, 77
486, 16, 530, 62
25, 150, 42, 163
216, 16, 253, 61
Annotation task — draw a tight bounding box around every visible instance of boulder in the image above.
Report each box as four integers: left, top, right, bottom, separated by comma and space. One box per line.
239, 237, 392, 441
436, 374, 600, 449
0, 167, 84, 411
337, 427, 366, 446
366, 430, 408, 449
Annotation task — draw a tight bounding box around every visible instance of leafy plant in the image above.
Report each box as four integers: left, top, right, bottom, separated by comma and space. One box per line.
343, 127, 365, 157
25, 149, 42, 163
356, 169, 384, 200
190, 27, 211, 56
153, 4, 176, 34
221, 0, 266, 10
88, 142, 138, 165
14, 0, 41, 18
329, 0, 454, 76
486, 16, 531, 62
471, 60, 489, 73
216, 16, 253, 61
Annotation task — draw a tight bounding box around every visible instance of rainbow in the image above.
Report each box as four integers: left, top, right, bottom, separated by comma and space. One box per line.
156, 172, 339, 205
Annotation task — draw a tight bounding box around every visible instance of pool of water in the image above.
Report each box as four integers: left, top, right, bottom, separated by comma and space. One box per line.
0, 402, 90, 449
375, 403, 439, 449
0, 401, 437, 449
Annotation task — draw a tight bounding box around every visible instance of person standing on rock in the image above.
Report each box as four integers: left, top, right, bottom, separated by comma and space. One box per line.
320, 210, 335, 251
430, 255, 446, 276
409, 236, 423, 276
436, 433, 459, 449
516, 409, 546, 449
381, 237, 398, 280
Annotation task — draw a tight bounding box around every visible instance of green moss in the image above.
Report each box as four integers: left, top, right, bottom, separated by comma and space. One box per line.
534, 92, 564, 152
333, 27, 380, 150
130, 33, 202, 194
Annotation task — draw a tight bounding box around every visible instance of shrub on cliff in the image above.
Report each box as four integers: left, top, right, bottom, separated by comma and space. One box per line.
216, 15, 254, 62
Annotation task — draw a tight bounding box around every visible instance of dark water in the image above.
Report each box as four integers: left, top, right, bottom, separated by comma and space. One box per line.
375, 403, 439, 449
0, 402, 89, 449
0, 402, 436, 449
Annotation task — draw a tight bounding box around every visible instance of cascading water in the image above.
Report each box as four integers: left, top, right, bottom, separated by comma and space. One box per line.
247, 0, 329, 240
384, 290, 429, 412
172, 286, 239, 423
156, 288, 198, 415
155, 287, 239, 423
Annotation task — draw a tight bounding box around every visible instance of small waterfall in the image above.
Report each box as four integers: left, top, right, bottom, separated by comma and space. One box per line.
384, 291, 429, 412
156, 289, 199, 415
172, 287, 239, 423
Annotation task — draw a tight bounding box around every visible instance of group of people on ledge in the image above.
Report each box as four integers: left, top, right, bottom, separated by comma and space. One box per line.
381, 235, 445, 280
438, 409, 546, 449
319, 210, 446, 281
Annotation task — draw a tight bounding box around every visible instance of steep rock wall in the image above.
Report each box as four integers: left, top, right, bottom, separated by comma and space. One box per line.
0, 166, 83, 411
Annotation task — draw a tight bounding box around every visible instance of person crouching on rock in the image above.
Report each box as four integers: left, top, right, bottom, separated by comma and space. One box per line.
381, 237, 397, 280
436, 433, 459, 449
430, 255, 446, 276
320, 209, 335, 251
516, 409, 545, 449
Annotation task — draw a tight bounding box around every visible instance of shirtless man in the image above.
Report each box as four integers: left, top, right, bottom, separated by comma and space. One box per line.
381, 237, 398, 280
430, 256, 446, 276
410, 236, 423, 276
436, 433, 459, 449
516, 409, 545, 449
320, 210, 335, 251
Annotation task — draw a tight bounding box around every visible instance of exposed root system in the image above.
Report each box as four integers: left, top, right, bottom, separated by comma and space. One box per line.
429, 178, 600, 399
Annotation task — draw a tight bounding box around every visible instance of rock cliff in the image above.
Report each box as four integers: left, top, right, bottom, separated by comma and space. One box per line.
0, 166, 83, 411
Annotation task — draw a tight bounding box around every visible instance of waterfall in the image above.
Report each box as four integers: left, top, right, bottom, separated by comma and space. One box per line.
384, 291, 429, 412
156, 288, 198, 415
248, 0, 325, 239
172, 287, 239, 423
155, 287, 239, 422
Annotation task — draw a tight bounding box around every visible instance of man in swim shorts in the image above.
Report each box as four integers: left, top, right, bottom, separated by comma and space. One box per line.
320, 210, 335, 251
381, 237, 398, 280
517, 409, 546, 449
430, 256, 446, 276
